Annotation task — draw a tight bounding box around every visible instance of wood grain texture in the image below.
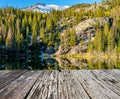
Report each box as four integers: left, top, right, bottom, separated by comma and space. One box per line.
0, 70, 120, 99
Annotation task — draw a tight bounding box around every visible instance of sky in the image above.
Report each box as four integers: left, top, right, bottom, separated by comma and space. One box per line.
0, 0, 102, 8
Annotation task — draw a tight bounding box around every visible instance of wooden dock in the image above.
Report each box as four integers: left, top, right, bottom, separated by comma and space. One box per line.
0, 70, 120, 99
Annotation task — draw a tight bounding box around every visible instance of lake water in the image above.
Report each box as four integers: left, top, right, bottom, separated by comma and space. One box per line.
0, 56, 120, 70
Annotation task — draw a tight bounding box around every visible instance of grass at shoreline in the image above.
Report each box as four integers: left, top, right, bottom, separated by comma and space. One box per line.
53, 53, 120, 59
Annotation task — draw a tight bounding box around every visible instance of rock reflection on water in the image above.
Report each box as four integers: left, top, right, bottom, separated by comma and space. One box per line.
0, 57, 120, 70
49, 58, 120, 70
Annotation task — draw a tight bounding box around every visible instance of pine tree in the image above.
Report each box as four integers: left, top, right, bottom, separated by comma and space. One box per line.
104, 23, 109, 36
40, 26, 45, 42
46, 17, 53, 32
69, 28, 76, 46
94, 28, 99, 52
87, 42, 94, 53
103, 23, 110, 51
26, 26, 29, 37
107, 28, 114, 53
63, 29, 70, 47
28, 14, 33, 26
16, 24, 23, 48
32, 23, 37, 43
6, 27, 13, 47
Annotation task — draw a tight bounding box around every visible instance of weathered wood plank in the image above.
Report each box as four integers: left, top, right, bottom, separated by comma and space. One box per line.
46, 71, 58, 99
0, 70, 27, 90
103, 69, 120, 81
16, 71, 41, 99
58, 71, 90, 99
91, 70, 120, 96
58, 71, 69, 99
0, 71, 11, 78
73, 70, 120, 99
0, 70, 120, 99
25, 71, 44, 99
0, 71, 40, 99
26, 70, 58, 99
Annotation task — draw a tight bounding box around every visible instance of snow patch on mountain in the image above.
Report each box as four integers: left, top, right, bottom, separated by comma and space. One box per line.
22, 3, 70, 13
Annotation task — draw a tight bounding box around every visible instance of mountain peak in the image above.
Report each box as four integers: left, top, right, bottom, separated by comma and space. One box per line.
22, 3, 70, 13
35, 3, 46, 6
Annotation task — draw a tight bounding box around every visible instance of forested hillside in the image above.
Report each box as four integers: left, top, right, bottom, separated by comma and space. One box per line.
0, 0, 120, 58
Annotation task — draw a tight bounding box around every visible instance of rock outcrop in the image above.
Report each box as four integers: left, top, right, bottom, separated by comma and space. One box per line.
76, 17, 113, 41
55, 17, 113, 55
55, 45, 71, 55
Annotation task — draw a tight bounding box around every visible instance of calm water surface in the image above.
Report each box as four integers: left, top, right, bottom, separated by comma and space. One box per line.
0, 56, 120, 70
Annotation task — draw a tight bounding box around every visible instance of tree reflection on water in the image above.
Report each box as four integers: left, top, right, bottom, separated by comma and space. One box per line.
0, 56, 120, 70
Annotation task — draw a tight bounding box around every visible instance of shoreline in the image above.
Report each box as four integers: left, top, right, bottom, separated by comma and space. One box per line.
53, 53, 120, 59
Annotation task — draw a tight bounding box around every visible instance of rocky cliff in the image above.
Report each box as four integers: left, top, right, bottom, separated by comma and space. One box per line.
55, 17, 113, 55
